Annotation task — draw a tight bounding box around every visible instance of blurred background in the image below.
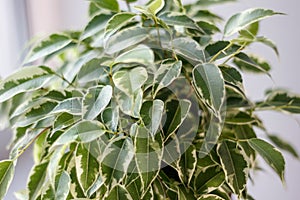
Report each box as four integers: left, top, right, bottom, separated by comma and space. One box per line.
0, 0, 299, 199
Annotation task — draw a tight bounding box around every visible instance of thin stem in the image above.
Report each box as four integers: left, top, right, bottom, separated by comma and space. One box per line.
222, 42, 247, 65
13, 127, 51, 161
209, 41, 233, 63
125, 0, 132, 12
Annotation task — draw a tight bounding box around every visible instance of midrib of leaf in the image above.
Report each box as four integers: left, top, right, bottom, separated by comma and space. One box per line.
198, 171, 224, 192
249, 140, 284, 179
0, 161, 13, 189
222, 142, 239, 190
166, 103, 181, 135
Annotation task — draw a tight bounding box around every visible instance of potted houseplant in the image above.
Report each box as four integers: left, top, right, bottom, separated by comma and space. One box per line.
0, 0, 299, 199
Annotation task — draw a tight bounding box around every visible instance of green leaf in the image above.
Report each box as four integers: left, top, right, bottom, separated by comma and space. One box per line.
28, 162, 49, 200
114, 45, 154, 65
225, 111, 257, 125
105, 12, 136, 38
53, 112, 80, 132
15, 101, 57, 127
135, 126, 162, 192
158, 12, 200, 30
234, 53, 271, 74
25, 34, 72, 63
217, 141, 248, 195
224, 8, 281, 37
268, 135, 299, 158
178, 144, 197, 185
86, 175, 104, 198
113, 67, 148, 95
115, 88, 143, 118
0, 66, 51, 103
0, 160, 15, 200
256, 36, 279, 56
100, 137, 134, 183
148, 0, 165, 15
194, 166, 225, 193
81, 13, 112, 40
105, 184, 133, 200
126, 176, 143, 200
48, 145, 67, 186
52, 120, 106, 147
192, 63, 225, 114
154, 60, 182, 96
257, 90, 300, 113
170, 37, 206, 64
91, 0, 119, 12
140, 99, 164, 137
52, 97, 82, 115
83, 85, 112, 120
205, 41, 240, 61
77, 58, 109, 84
219, 65, 243, 87
55, 171, 71, 200
75, 143, 99, 194
105, 26, 148, 54
101, 106, 119, 132
198, 194, 224, 200
163, 99, 191, 137
193, 10, 222, 23
248, 138, 285, 181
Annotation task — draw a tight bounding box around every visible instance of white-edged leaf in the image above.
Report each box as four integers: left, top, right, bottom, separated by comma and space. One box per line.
52, 120, 106, 147
91, 0, 119, 12
268, 134, 299, 158
224, 8, 281, 37
25, 34, 72, 63
147, 0, 165, 15
87, 176, 104, 198
0, 66, 51, 103
83, 85, 113, 120
105, 26, 148, 54
27, 162, 49, 200
100, 137, 134, 183
81, 13, 112, 40
55, 171, 71, 200
178, 144, 197, 185
154, 60, 182, 96
113, 67, 148, 95
75, 143, 99, 194
198, 194, 224, 200
105, 184, 133, 200
53, 112, 81, 132
217, 140, 248, 195
140, 99, 164, 137
77, 58, 109, 84
159, 11, 200, 30
134, 126, 162, 192
101, 106, 119, 132
105, 12, 136, 38
52, 97, 82, 115
248, 138, 285, 181
170, 37, 206, 64
114, 45, 154, 65
163, 99, 191, 137
14, 101, 57, 127
194, 166, 225, 193
0, 160, 15, 200
48, 145, 67, 186
115, 89, 143, 118
192, 63, 225, 114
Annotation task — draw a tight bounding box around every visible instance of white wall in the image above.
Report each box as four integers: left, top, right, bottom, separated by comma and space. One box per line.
1, 0, 299, 199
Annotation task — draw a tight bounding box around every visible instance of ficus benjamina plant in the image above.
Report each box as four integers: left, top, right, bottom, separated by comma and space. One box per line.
0, 0, 299, 199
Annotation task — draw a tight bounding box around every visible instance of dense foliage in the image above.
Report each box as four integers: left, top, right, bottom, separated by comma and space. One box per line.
0, 0, 299, 199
